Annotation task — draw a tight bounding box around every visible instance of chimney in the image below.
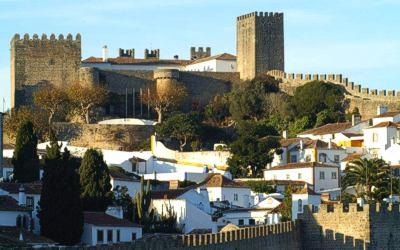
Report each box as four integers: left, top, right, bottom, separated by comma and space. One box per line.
391, 137, 395, 146
174, 55, 179, 60
169, 180, 179, 189
328, 139, 332, 149
377, 105, 388, 115
351, 114, 361, 126
102, 45, 109, 62
0, 112, 4, 178
199, 188, 209, 201
18, 185, 26, 206
299, 140, 304, 150
282, 130, 288, 139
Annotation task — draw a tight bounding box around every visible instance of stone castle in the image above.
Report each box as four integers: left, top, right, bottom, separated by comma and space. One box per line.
9, 11, 399, 119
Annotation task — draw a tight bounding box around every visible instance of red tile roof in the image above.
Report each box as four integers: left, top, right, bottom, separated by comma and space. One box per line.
84, 212, 142, 227
109, 171, 139, 182
187, 53, 236, 65
368, 121, 399, 129
280, 138, 343, 150
266, 162, 339, 171
0, 182, 42, 195
0, 196, 32, 212
341, 153, 364, 162
373, 111, 400, 118
202, 174, 248, 188
0, 226, 54, 245
298, 122, 352, 135
82, 57, 191, 65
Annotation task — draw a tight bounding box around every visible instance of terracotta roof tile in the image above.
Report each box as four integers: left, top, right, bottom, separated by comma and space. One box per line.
367, 121, 399, 129
266, 162, 339, 171
298, 122, 352, 135
84, 212, 142, 227
341, 153, 364, 162
280, 138, 343, 150
109, 171, 139, 182
187, 53, 236, 65
202, 174, 248, 188
0, 182, 42, 195
0, 196, 32, 212
373, 111, 400, 118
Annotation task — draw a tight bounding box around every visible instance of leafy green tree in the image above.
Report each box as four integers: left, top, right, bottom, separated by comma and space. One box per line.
229, 74, 280, 121
79, 149, 112, 211
113, 185, 133, 220
288, 116, 312, 137
12, 121, 40, 183
132, 177, 155, 232
291, 81, 347, 126
156, 112, 200, 151
343, 158, 390, 201
246, 181, 277, 194
204, 94, 230, 125
227, 121, 281, 177
281, 185, 293, 222
39, 131, 83, 245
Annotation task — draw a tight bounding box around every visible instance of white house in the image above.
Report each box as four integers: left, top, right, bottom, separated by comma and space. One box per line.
199, 174, 252, 208
0, 182, 42, 233
150, 187, 215, 234
81, 212, 142, 246
0, 195, 32, 229
185, 53, 236, 72
109, 171, 141, 198
363, 121, 399, 158
271, 138, 347, 168
217, 207, 281, 227
291, 187, 321, 220
264, 162, 340, 193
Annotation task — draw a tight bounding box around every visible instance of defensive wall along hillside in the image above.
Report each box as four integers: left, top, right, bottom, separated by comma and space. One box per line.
268, 70, 400, 119
299, 203, 400, 249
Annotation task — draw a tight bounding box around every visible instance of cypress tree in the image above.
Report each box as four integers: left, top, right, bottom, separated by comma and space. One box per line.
12, 121, 40, 183
39, 130, 83, 245
79, 149, 112, 211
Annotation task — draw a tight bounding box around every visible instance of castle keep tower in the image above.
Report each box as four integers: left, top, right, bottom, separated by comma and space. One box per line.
10, 33, 81, 108
237, 12, 284, 80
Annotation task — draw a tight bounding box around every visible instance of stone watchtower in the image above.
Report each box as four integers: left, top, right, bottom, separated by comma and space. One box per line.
236, 12, 284, 80
10, 33, 81, 108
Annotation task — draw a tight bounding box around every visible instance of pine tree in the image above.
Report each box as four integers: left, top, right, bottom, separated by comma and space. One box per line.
12, 121, 40, 183
79, 149, 112, 211
38, 130, 83, 245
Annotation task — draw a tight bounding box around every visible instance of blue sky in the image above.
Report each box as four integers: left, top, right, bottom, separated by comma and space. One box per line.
0, 0, 400, 111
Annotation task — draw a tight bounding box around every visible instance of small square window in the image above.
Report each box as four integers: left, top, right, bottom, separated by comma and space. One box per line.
238, 219, 244, 225
334, 155, 340, 163
319, 171, 325, 180
298, 173, 302, 179
249, 219, 255, 225
290, 154, 297, 163
286, 174, 290, 180
332, 172, 337, 179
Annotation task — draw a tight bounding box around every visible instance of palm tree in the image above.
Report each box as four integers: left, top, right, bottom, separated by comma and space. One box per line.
343, 158, 390, 201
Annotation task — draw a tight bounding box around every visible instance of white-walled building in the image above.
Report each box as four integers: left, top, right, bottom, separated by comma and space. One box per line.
81, 212, 142, 246
0, 182, 42, 233
271, 138, 347, 168
109, 171, 141, 198
217, 207, 280, 227
185, 53, 236, 72
264, 162, 340, 193
291, 188, 321, 220
363, 121, 399, 158
0, 195, 32, 229
199, 174, 252, 208
150, 187, 214, 234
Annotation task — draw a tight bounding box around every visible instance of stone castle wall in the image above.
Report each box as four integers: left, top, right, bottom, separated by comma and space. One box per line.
10, 33, 81, 108
52, 122, 154, 151
237, 12, 284, 80
299, 203, 400, 249
268, 70, 400, 119
80, 68, 239, 117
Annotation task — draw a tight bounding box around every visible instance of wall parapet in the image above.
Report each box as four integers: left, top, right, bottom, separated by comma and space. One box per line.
11, 33, 81, 47
181, 221, 297, 247
267, 70, 400, 101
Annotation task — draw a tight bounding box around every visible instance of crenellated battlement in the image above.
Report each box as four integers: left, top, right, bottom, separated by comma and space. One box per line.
306, 202, 400, 215
268, 70, 400, 100
237, 11, 283, 21
11, 33, 81, 47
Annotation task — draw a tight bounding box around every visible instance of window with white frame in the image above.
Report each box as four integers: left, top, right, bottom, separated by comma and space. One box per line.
319, 153, 327, 163
298, 173, 302, 179
331, 172, 337, 179
319, 171, 325, 180
286, 174, 290, 180
233, 194, 238, 201
290, 154, 298, 163
97, 230, 104, 244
